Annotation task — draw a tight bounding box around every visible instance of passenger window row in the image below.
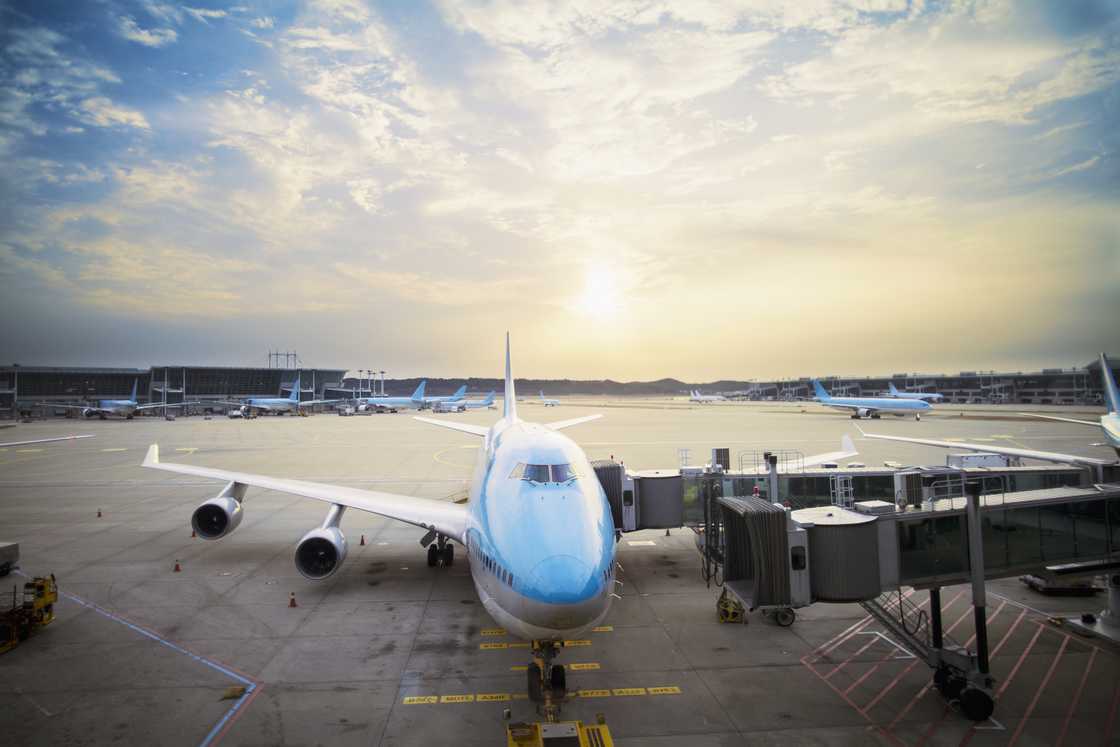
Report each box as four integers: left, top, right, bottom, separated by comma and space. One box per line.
470, 541, 514, 588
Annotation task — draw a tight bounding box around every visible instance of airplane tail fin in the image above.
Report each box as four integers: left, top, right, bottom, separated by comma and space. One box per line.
484, 391, 495, 405
450, 385, 466, 401
131, 378, 138, 401
889, 382, 899, 395
1101, 353, 1120, 414
289, 374, 301, 402
812, 380, 830, 400
411, 381, 426, 401
540, 390, 545, 399
504, 333, 518, 421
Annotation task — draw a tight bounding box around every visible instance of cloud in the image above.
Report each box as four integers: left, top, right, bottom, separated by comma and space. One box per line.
117, 16, 178, 47
184, 7, 228, 23
76, 97, 150, 129
251, 17, 275, 30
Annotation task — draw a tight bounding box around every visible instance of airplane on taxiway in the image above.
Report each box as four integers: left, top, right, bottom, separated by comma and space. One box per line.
434, 391, 496, 412
812, 380, 931, 421
886, 382, 943, 402
38, 380, 196, 420
863, 353, 1120, 471
689, 390, 726, 403
539, 391, 560, 407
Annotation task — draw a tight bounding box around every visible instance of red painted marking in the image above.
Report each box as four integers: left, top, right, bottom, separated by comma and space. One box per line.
988, 607, 1028, 659
1008, 635, 1068, 745
823, 634, 881, 681
1104, 670, 1120, 747
1056, 647, 1097, 747
843, 645, 902, 696
211, 683, 265, 746
996, 623, 1044, 698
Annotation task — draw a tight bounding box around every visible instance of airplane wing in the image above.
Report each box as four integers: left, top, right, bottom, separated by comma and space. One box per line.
801, 435, 858, 468
134, 401, 201, 411
413, 416, 489, 437
300, 399, 345, 406
142, 445, 468, 541
1017, 412, 1099, 427
822, 401, 863, 412
546, 414, 603, 431
0, 434, 95, 448
36, 402, 102, 412
860, 432, 1112, 469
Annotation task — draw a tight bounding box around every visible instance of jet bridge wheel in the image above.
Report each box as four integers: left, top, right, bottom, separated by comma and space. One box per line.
774, 608, 796, 627
959, 687, 995, 722
933, 667, 965, 701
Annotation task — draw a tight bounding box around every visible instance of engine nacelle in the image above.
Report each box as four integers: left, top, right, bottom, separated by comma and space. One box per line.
82, 408, 98, 418
191, 496, 244, 539
857, 408, 871, 419
295, 526, 348, 580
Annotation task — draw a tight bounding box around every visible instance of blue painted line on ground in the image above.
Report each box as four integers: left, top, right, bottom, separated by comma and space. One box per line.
15, 570, 257, 746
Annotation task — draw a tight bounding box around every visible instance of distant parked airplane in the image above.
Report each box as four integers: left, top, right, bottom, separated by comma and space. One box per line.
812, 380, 931, 420
220, 375, 340, 416
689, 390, 726, 403
39, 380, 196, 420
886, 382, 943, 402
435, 392, 496, 413
540, 391, 560, 407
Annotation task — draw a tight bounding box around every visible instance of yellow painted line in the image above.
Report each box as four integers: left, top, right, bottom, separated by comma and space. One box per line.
175, 447, 197, 454
563, 639, 591, 647
972, 437, 995, 442
570, 662, 600, 671
477, 693, 510, 702
480, 628, 506, 636
945, 438, 965, 442
101, 448, 128, 452
16, 449, 43, 453
648, 686, 682, 695
511, 693, 528, 700
576, 689, 611, 698
403, 696, 438, 705
508, 642, 529, 648
593, 625, 613, 633
611, 688, 647, 696
480, 642, 508, 650
510, 665, 528, 671
440, 694, 474, 704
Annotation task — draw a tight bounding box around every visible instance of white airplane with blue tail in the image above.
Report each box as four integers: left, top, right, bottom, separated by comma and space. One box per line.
813, 380, 931, 420
886, 382, 943, 402
141, 335, 611, 702
220, 374, 339, 416
39, 379, 196, 419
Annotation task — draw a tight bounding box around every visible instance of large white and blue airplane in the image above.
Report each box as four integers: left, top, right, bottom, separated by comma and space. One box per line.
355, 381, 428, 412
141, 336, 611, 699
39, 380, 195, 420
886, 382, 943, 402
221, 375, 339, 416
689, 390, 726, 403
539, 391, 560, 407
864, 353, 1120, 471
812, 380, 931, 420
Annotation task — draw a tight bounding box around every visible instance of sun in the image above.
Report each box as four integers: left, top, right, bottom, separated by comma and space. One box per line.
573, 271, 623, 320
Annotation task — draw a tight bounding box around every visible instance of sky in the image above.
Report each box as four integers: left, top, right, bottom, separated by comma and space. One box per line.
0, 0, 1117, 381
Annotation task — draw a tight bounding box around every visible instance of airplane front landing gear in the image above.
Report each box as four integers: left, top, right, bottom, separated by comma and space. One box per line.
529, 640, 566, 721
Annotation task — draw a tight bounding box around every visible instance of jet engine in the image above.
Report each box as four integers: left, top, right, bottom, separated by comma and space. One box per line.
295, 526, 348, 580
82, 408, 98, 418
856, 408, 871, 419
191, 496, 244, 539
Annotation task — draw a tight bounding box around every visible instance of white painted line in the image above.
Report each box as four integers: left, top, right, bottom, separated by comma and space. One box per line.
627, 540, 657, 546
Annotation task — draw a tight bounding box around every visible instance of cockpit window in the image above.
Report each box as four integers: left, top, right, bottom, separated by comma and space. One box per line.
509, 463, 578, 483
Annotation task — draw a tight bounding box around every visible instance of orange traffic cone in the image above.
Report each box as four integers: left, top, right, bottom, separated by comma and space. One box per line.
173, 560, 182, 573
288, 592, 298, 608
360, 534, 366, 546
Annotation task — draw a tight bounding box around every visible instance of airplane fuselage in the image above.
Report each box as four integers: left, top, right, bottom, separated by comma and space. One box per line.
464, 418, 615, 640
1101, 412, 1120, 457
821, 396, 930, 415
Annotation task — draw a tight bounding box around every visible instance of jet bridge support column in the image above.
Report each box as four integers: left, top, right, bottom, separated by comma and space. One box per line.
929, 588, 943, 650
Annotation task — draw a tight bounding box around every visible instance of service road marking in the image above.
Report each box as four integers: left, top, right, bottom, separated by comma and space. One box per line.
402, 684, 681, 704
101, 447, 128, 452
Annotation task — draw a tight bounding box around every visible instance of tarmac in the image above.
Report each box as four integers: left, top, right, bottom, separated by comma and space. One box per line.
0, 399, 1117, 746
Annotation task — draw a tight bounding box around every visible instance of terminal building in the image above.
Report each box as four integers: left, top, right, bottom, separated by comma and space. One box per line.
0, 365, 347, 414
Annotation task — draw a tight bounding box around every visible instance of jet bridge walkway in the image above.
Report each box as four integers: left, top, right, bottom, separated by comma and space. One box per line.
700, 480, 1120, 721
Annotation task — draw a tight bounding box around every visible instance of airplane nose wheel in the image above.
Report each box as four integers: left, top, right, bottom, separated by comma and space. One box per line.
529, 640, 567, 721
426, 536, 455, 567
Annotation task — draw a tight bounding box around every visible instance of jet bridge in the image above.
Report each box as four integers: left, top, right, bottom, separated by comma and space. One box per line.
700, 477, 1120, 721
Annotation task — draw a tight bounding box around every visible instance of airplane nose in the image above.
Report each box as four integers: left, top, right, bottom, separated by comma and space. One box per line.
527, 554, 598, 604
